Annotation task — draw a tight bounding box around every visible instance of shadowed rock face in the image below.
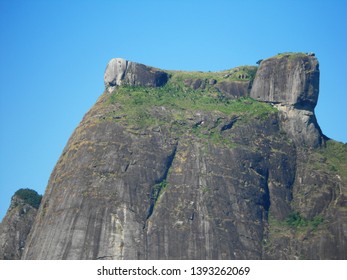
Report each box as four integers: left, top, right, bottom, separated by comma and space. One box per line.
6, 53, 347, 260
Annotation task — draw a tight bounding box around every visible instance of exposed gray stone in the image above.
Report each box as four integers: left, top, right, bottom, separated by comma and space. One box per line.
275, 104, 324, 148
104, 58, 169, 91
104, 58, 128, 88
214, 80, 250, 99
251, 53, 319, 109
251, 53, 322, 148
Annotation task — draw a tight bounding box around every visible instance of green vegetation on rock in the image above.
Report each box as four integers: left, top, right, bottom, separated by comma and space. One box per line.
13, 188, 42, 209
104, 79, 277, 148
151, 180, 168, 204
168, 65, 258, 83
319, 140, 347, 179
311, 140, 347, 182
285, 212, 324, 229
273, 52, 308, 59
269, 212, 324, 231
107, 83, 276, 126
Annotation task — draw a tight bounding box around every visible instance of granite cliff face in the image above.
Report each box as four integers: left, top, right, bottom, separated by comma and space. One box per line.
2, 53, 346, 260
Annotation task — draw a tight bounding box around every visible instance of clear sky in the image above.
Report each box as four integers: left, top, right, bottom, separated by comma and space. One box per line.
0, 0, 346, 221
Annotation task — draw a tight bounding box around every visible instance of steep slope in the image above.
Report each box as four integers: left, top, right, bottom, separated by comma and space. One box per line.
17, 53, 347, 259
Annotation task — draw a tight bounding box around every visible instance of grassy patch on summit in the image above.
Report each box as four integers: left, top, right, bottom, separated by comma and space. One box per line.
107, 83, 276, 124
103, 72, 277, 147
168, 65, 258, 83
273, 52, 308, 59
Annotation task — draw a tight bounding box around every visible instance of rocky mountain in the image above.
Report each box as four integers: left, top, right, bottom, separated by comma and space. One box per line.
1, 52, 346, 259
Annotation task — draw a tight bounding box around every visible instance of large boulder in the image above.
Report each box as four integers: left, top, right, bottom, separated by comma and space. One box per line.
251, 53, 323, 147
251, 53, 319, 110
104, 58, 169, 91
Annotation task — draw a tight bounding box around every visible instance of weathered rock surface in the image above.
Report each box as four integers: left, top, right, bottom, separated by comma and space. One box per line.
3, 53, 346, 260
0, 195, 38, 259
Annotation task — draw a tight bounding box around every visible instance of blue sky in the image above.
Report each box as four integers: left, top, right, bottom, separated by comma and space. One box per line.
0, 0, 346, 221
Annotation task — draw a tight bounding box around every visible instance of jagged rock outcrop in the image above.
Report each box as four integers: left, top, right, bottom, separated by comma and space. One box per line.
0, 192, 39, 259
251, 53, 323, 148
3, 53, 345, 260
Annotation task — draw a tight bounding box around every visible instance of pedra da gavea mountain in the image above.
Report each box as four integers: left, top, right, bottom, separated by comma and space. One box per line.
1, 52, 346, 260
